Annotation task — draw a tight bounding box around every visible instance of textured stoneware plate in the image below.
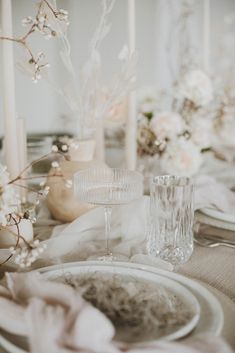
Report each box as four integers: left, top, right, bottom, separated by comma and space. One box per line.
201, 207, 235, 223
42, 262, 201, 343
0, 261, 223, 353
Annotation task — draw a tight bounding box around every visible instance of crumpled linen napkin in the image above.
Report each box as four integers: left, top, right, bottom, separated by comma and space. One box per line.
195, 175, 235, 213
0, 272, 232, 353
35, 196, 159, 269
36, 174, 235, 267
194, 175, 235, 233
3, 174, 235, 272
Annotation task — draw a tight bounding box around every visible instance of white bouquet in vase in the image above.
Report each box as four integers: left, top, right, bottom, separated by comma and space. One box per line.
137, 69, 214, 177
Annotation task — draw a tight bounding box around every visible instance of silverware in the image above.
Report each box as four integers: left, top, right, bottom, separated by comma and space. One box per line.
194, 235, 235, 248
201, 233, 235, 244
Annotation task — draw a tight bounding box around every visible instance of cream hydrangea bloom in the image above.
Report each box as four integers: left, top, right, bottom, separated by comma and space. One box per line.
150, 111, 184, 140
160, 138, 202, 176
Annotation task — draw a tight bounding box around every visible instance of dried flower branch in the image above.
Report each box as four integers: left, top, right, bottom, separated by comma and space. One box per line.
0, 214, 20, 266
0, 0, 69, 82
89, 0, 115, 53
1, 0, 135, 137
0, 146, 72, 268
48, 0, 137, 139
0, 216, 47, 268
11, 239, 47, 268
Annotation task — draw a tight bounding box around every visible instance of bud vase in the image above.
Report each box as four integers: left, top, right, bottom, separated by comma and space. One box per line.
47, 138, 104, 222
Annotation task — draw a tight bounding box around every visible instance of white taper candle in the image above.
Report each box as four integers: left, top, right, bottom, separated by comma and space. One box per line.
17, 117, 27, 200
1, 0, 20, 178
126, 0, 137, 171
203, 0, 210, 72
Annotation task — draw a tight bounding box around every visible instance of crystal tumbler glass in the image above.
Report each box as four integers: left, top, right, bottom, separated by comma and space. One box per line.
147, 175, 194, 269
74, 167, 143, 261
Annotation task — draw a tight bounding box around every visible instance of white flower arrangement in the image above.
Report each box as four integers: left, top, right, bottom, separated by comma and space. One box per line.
137, 69, 213, 177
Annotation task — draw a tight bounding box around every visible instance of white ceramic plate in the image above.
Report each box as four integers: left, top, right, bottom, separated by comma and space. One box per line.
0, 261, 223, 353
42, 262, 201, 344
200, 207, 235, 223
40, 261, 223, 336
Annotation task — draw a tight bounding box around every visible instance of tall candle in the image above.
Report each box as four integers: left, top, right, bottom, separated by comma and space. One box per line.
203, 0, 210, 72
1, 0, 20, 178
17, 118, 27, 171
17, 117, 27, 200
126, 0, 137, 171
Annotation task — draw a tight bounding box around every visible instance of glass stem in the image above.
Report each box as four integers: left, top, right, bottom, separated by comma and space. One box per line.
104, 205, 112, 256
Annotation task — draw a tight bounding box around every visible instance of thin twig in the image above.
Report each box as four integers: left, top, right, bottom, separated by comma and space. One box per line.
0, 0, 68, 80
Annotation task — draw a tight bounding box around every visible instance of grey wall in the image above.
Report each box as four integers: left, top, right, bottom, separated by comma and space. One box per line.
0, 0, 234, 135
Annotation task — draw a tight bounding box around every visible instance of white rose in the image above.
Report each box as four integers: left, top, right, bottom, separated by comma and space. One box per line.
177, 70, 213, 107
160, 138, 202, 176
150, 112, 184, 140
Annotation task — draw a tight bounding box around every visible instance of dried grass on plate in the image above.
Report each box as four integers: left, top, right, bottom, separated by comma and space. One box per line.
55, 272, 194, 343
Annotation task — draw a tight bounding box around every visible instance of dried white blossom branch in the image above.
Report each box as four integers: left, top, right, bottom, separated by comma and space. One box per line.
52, 0, 137, 139
89, 0, 115, 53
0, 0, 69, 82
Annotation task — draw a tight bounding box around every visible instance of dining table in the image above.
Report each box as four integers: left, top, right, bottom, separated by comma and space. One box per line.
0, 202, 235, 353
1, 149, 235, 353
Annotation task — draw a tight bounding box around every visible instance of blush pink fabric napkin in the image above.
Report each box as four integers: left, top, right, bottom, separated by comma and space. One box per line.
0, 272, 233, 353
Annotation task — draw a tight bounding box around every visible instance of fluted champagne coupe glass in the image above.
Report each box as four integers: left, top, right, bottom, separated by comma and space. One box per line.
147, 175, 194, 270
74, 167, 143, 261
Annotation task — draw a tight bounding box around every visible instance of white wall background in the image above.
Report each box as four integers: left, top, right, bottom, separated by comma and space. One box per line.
0, 0, 235, 135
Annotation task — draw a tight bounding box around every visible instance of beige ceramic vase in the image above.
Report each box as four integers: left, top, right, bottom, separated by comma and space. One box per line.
47, 139, 103, 223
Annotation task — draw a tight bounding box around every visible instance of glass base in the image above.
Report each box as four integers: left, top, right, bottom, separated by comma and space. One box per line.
158, 244, 193, 269
88, 251, 128, 262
